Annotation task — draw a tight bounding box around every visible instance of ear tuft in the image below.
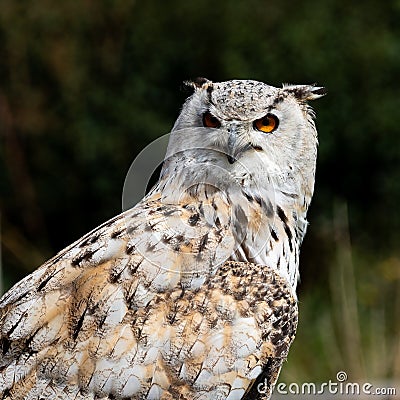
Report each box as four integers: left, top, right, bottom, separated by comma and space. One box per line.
183, 77, 213, 94
283, 84, 327, 101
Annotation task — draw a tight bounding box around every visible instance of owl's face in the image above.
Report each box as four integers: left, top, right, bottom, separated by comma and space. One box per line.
163, 79, 325, 207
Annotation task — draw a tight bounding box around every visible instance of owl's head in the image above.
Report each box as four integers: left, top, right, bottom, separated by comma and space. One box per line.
161, 78, 325, 209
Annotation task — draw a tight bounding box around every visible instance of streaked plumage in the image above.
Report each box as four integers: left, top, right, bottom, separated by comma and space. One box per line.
0, 78, 324, 399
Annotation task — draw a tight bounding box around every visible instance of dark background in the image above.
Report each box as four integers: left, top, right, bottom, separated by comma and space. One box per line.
1, 0, 399, 387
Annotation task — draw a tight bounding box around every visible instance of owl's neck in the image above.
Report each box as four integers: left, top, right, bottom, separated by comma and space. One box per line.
154, 171, 307, 290
152, 156, 311, 291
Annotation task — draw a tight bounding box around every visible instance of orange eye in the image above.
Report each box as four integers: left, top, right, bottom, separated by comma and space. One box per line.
202, 112, 221, 128
253, 114, 279, 133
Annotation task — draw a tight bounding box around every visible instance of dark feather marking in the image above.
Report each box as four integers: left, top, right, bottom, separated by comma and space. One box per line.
284, 225, 293, 252
261, 199, 274, 217
198, 202, 204, 216
24, 327, 42, 354
270, 333, 283, 346
277, 206, 288, 224
36, 278, 50, 293
6, 313, 25, 336
37, 269, 60, 291
1, 337, 11, 355
188, 213, 200, 226
270, 227, 279, 241
205, 82, 215, 105
234, 205, 248, 241
235, 205, 247, 222
72, 249, 96, 266
272, 93, 286, 106
254, 196, 273, 217
111, 228, 125, 239
79, 233, 101, 247
146, 242, 156, 252
72, 307, 88, 340
126, 243, 135, 254
193, 364, 206, 386
166, 308, 178, 325
242, 190, 254, 202
168, 234, 184, 252
199, 233, 209, 252
281, 191, 299, 199
162, 235, 172, 245
97, 313, 108, 330
75, 215, 123, 248
125, 288, 139, 310
254, 196, 263, 206
109, 262, 129, 283
163, 208, 178, 216
149, 220, 162, 229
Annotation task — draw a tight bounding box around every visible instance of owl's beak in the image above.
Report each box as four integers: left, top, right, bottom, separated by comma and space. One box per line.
227, 132, 237, 164
226, 128, 251, 164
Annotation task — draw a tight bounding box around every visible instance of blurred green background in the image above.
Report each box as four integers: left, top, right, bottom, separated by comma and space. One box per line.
0, 0, 399, 390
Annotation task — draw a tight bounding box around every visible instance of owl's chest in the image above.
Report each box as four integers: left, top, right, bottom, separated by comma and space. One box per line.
70, 262, 298, 399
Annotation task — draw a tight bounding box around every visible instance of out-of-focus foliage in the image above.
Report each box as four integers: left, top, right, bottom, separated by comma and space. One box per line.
0, 0, 399, 386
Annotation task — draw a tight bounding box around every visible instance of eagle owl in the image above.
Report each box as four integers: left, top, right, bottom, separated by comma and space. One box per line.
0, 79, 325, 399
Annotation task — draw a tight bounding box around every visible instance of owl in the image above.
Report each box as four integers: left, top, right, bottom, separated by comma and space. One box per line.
0, 78, 325, 400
